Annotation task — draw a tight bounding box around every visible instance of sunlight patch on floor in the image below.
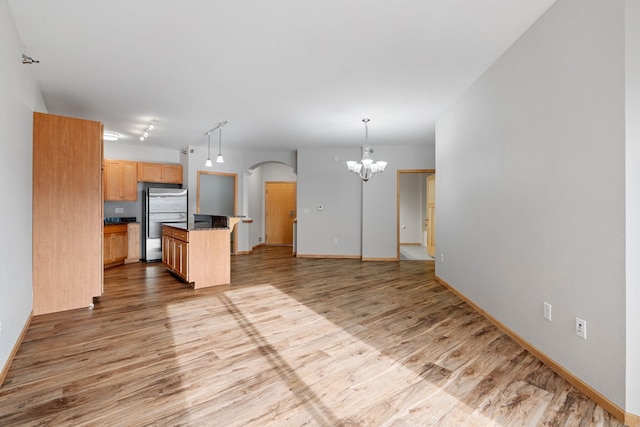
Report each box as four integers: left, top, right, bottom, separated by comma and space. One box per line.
166, 284, 499, 425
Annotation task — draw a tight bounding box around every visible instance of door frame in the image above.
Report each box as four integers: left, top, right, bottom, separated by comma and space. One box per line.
196, 170, 238, 254
264, 181, 296, 245
397, 169, 435, 260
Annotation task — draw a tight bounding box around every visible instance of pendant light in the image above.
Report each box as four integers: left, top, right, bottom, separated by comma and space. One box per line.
203, 120, 228, 167
216, 126, 224, 163
205, 132, 213, 167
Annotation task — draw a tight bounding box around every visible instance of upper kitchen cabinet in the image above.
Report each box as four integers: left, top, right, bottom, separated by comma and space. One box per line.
33, 112, 103, 315
104, 159, 138, 201
138, 162, 183, 184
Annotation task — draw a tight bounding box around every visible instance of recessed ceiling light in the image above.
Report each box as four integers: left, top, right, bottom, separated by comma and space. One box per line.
103, 131, 119, 141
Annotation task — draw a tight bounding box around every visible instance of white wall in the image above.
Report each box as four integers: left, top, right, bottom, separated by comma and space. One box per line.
625, 0, 640, 415
362, 145, 435, 259
437, 0, 626, 408
0, 0, 46, 374
247, 167, 264, 247
297, 147, 363, 256
186, 145, 246, 251
104, 142, 181, 164
297, 145, 434, 258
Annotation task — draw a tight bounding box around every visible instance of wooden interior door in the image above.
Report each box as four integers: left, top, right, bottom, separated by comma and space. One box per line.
265, 182, 296, 245
426, 174, 436, 257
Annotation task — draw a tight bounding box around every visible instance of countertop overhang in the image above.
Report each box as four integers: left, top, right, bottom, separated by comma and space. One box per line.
163, 216, 241, 232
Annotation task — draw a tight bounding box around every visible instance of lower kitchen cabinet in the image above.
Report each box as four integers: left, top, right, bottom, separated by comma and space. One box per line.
162, 224, 231, 288
163, 232, 189, 281
125, 223, 141, 264
104, 224, 128, 266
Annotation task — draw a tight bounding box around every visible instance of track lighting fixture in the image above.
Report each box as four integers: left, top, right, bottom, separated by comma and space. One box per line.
139, 119, 157, 141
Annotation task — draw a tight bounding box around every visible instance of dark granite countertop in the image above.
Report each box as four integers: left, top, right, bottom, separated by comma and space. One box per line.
104, 217, 138, 225
162, 222, 230, 231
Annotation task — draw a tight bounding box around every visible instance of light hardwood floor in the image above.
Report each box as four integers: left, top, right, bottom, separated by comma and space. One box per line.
0, 246, 624, 426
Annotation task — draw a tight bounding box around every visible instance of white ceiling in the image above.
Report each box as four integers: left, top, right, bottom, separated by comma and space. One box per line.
9, 0, 556, 152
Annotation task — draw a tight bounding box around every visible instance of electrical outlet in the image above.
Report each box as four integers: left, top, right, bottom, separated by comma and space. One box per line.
115, 207, 124, 213
576, 317, 587, 339
544, 302, 552, 321
440, 253, 444, 263
0, 317, 3, 336
258, 236, 262, 243
333, 238, 338, 244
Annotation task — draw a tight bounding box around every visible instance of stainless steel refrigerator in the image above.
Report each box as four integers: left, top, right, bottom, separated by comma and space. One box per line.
143, 187, 188, 261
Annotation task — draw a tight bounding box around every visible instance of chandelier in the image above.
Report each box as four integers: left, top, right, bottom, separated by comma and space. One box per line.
346, 118, 387, 181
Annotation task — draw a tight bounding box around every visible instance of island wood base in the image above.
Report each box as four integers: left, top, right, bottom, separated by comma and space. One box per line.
162, 224, 234, 289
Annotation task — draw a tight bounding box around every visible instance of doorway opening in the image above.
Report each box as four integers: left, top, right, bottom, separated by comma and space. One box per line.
245, 162, 297, 251
196, 170, 238, 254
397, 169, 435, 261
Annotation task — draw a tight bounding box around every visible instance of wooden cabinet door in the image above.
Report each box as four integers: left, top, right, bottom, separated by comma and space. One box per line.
104, 225, 128, 265
138, 162, 182, 184
112, 232, 128, 261
104, 160, 123, 201
166, 235, 176, 270
104, 234, 113, 263
104, 160, 138, 201
162, 165, 183, 184
126, 223, 141, 263
121, 162, 138, 201
138, 162, 163, 183
162, 234, 169, 265
176, 240, 189, 280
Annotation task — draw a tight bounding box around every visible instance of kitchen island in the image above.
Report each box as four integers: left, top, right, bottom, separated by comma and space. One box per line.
161, 217, 240, 289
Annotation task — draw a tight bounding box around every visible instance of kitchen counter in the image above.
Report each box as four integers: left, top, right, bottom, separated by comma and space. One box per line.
104, 216, 138, 225
162, 222, 226, 231
161, 218, 240, 289
104, 222, 141, 267
163, 217, 241, 232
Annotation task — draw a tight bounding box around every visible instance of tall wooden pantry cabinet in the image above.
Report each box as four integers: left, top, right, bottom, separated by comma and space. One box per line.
32, 112, 103, 315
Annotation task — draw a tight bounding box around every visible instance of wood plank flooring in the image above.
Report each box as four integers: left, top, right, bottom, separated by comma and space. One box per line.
0, 246, 624, 426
